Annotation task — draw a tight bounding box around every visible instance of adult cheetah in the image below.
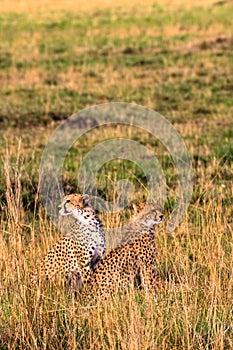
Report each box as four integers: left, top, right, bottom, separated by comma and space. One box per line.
30, 193, 105, 289
81, 202, 163, 301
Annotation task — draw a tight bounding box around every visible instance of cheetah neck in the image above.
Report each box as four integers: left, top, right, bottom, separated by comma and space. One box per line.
120, 222, 157, 245
129, 219, 157, 233
134, 226, 155, 237
66, 214, 105, 249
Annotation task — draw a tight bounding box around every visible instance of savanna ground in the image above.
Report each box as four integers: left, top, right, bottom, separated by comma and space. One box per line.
0, 0, 232, 349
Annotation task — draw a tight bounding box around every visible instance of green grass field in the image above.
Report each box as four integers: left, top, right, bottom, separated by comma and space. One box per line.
0, 1, 232, 349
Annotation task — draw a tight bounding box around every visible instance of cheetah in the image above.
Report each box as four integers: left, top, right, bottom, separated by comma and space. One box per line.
30, 193, 105, 289
81, 202, 163, 301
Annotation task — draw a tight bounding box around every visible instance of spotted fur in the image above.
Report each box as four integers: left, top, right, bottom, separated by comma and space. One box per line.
81, 203, 163, 300
30, 194, 105, 289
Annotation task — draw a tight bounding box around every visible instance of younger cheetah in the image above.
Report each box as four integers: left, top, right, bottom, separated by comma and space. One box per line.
81, 203, 163, 300
30, 194, 105, 288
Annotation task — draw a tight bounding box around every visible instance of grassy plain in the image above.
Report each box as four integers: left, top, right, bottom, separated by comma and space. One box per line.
0, 0, 232, 349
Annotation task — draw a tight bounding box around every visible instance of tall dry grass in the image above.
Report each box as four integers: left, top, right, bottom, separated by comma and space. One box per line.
0, 138, 232, 349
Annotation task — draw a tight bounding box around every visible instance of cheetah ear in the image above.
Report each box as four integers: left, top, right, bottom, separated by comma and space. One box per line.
82, 194, 89, 205
132, 203, 140, 215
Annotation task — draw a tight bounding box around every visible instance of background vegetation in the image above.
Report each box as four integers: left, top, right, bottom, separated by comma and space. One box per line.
0, 0, 232, 348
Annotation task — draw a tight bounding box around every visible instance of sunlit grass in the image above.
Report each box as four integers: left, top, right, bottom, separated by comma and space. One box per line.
0, 0, 232, 348
0, 150, 232, 348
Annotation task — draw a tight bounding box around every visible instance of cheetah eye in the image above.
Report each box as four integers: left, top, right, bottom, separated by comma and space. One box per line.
66, 199, 71, 203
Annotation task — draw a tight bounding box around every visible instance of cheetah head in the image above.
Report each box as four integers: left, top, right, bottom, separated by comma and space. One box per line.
58, 193, 92, 223
132, 203, 163, 228
58, 193, 101, 227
